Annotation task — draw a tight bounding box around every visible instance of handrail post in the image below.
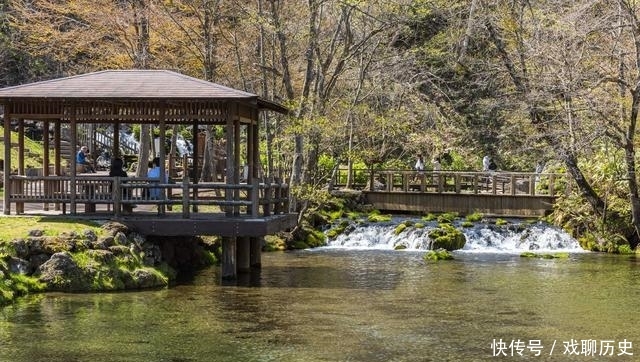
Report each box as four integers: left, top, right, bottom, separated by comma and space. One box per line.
491, 174, 497, 194
550, 174, 556, 197
251, 179, 259, 217
530, 174, 536, 195
113, 177, 121, 218
511, 174, 516, 196
182, 175, 190, 219
274, 179, 283, 215
263, 178, 272, 217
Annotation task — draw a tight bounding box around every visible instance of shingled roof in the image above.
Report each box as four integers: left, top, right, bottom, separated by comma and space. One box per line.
0, 69, 287, 114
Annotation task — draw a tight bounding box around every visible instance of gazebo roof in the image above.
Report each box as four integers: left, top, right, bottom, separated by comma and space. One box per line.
0, 69, 288, 117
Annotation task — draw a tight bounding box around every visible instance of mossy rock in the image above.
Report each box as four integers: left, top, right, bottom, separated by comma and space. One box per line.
394, 224, 407, 235
424, 249, 453, 261
368, 213, 391, 222
520, 252, 570, 259
305, 229, 327, 248
394, 244, 407, 250
495, 218, 509, 226
422, 213, 437, 221
437, 212, 459, 224
263, 235, 287, 251
414, 223, 425, 229
465, 212, 483, 222
428, 224, 466, 251
461, 221, 473, 228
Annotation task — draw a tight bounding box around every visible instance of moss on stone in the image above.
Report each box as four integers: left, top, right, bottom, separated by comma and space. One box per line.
424, 249, 454, 261
305, 229, 327, 248
428, 224, 466, 251
520, 252, 570, 259
422, 213, 437, 221
495, 218, 509, 226
264, 235, 287, 251
367, 211, 391, 222
437, 212, 459, 224
465, 212, 483, 222
394, 224, 407, 235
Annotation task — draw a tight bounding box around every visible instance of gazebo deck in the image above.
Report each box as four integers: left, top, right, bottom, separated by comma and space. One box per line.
9, 203, 297, 238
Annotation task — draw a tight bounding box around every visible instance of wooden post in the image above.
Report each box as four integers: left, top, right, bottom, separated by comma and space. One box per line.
43, 120, 50, 211
251, 179, 259, 217
113, 177, 121, 218
3, 105, 11, 215
221, 236, 237, 279
237, 236, 250, 273
182, 174, 190, 219
250, 237, 262, 268
159, 106, 166, 215
234, 115, 241, 216
263, 179, 272, 216
70, 111, 77, 214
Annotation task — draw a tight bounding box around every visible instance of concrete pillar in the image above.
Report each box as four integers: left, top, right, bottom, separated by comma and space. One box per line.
237, 236, 251, 273
221, 237, 237, 279
250, 236, 263, 268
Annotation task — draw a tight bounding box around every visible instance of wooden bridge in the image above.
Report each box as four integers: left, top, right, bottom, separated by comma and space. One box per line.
333, 169, 562, 217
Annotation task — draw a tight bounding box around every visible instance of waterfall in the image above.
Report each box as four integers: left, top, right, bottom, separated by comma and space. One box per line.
324, 218, 584, 253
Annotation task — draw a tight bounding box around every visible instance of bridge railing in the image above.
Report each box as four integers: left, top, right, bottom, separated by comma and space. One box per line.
333, 168, 560, 196
7, 175, 289, 218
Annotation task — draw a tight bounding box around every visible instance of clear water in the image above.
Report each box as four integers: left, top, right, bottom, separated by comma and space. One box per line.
1, 249, 639, 361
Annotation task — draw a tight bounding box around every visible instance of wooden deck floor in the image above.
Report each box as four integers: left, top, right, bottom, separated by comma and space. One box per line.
1, 200, 298, 237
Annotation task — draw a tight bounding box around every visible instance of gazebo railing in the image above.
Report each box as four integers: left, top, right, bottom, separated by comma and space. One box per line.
7, 175, 289, 218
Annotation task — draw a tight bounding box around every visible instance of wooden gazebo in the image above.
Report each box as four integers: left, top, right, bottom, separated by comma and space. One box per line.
0, 69, 296, 278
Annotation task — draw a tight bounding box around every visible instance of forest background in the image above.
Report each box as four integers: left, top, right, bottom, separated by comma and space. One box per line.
0, 0, 639, 252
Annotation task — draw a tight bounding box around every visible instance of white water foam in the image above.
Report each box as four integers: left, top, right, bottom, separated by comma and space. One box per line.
324, 219, 584, 253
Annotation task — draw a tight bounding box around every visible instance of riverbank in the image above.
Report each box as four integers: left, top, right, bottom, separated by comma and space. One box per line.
0, 217, 218, 306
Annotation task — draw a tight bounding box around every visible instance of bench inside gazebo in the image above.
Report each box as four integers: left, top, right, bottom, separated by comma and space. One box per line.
0, 69, 297, 279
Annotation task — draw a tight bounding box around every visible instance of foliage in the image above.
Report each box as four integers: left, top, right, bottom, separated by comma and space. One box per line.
3, 0, 640, 250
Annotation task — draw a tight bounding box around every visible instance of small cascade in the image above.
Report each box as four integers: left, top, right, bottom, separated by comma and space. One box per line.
324, 218, 584, 253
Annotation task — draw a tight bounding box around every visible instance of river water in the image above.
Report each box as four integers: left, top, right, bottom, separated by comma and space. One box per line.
1, 221, 639, 362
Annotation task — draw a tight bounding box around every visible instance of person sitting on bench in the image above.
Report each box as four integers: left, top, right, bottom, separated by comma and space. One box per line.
76, 146, 96, 173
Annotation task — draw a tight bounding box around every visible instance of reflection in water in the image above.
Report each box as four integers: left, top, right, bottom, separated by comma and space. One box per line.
1, 251, 639, 362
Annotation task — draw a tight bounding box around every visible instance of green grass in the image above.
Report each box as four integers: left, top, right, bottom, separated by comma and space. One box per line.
0, 126, 51, 169
0, 217, 104, 242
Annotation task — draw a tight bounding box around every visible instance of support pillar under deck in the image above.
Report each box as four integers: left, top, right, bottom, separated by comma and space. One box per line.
250, 236, 262, 268
237, 236, 250, 273
221, 237, 237, 279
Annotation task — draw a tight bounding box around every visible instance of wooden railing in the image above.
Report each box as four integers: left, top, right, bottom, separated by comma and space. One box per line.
333, 169, 562, 197
7, 175, 289, 218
